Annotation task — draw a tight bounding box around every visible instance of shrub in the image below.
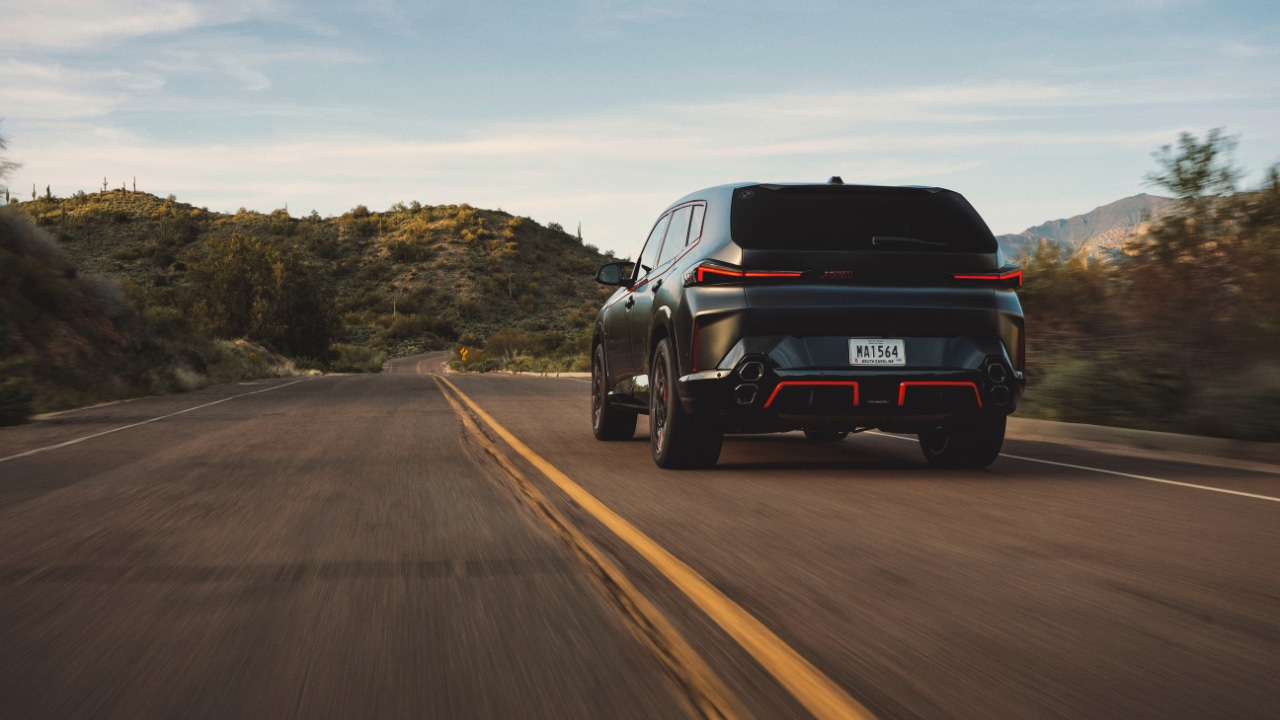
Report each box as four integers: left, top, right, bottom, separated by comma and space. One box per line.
386, 237, 431, 263
485, 327, 531, 359
0, 377, 34, 426
379, 314, 430, 339
329, 344, 386, 373
185, 234, 336, 359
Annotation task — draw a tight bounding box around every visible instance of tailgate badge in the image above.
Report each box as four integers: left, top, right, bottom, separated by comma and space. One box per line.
818, 270, 853, 281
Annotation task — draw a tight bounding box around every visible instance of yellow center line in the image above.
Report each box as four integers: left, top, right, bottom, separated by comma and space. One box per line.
434, 374, 876, 720
431, 376, 750, 720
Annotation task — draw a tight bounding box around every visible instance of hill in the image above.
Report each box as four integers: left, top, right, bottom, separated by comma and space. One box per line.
13, 189, 616, 359
998, 194, 1175, 258
1, 206, 304, 423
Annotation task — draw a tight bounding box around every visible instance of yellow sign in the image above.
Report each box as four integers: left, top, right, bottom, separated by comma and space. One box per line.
460, 347, 469, 359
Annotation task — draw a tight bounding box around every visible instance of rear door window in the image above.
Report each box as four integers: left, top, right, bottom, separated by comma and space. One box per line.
658, 205, 692, 267
634, 213, 670, 280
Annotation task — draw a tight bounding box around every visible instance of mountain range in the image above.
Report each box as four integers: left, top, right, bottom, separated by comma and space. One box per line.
996, 193, 1175, 258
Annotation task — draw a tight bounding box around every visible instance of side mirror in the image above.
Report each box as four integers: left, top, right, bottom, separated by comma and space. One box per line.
596, 261, 635, 287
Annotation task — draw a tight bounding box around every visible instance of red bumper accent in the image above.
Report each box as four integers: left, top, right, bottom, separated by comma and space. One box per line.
762, 381, 860, 409
897, 381, 982, 408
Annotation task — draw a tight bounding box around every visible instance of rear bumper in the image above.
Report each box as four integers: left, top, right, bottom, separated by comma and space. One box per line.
677, 335, 1023, 433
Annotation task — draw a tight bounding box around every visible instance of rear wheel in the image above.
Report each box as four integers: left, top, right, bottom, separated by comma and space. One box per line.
803, 430, 849, 442
650, 339, 723, 468
592, 344, 636, 441
918, 412, 1006, 469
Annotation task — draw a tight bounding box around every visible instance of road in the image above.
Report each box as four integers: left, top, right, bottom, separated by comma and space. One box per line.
2, 351, 1278, 719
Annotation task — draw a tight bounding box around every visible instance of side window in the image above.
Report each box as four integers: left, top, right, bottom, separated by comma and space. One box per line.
688, 204, 706, 245
658, 206, 692, 267
635, 214, 670, 280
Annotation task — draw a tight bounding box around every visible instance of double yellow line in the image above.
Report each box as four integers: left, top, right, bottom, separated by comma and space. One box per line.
432, 373, 875, 720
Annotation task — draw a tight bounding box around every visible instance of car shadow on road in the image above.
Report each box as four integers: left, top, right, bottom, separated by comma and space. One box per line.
708, 434, 939, 474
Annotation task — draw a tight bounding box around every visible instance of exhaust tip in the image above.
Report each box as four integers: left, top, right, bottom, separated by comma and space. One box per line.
739, 361, 765, 382
990, 385, 1011, 407
735, 384, 758, 405
987, 363, 1008, 384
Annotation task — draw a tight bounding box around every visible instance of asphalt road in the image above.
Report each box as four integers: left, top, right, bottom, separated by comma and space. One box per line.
2, 351, 1278, 719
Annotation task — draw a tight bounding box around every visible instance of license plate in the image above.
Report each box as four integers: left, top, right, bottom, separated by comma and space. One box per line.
849, 338, 905, 366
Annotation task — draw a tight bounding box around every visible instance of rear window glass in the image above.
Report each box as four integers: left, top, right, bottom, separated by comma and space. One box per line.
730, 185, 997, 252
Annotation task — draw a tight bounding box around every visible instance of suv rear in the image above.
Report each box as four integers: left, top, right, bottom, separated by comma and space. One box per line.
592, 180, 1025, 469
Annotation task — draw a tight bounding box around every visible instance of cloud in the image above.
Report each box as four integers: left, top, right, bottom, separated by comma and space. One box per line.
9, 81, 1179, 252
2, 0, 277, 51
4, 1, 204, 50
0, 60, 163, 119
8, 77, 1245, 251
1222, 42, 1275, 59
567, 0, 706, 38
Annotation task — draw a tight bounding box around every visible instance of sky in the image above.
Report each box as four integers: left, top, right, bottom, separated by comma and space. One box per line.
2, 0, 1279, 256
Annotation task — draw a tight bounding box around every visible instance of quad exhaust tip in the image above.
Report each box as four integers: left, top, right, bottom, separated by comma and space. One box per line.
986, 363, 1008, 384
735, 384, 759, 405
989, 385, 1011, 407
739, 361, 765, 382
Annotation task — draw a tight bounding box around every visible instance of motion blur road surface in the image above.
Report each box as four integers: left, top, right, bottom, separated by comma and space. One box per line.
2, 351, 1278, 719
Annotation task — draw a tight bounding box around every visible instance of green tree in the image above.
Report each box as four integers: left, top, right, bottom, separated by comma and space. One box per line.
186, 234, 336, 359
1128, 128, 1279, 355
1146, 128, 1239, 207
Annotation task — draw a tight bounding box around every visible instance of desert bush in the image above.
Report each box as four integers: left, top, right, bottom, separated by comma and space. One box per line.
386, 237, 432, 263
0, 377, 34, 426
379, 314, 430, 339
485, 327, 531, 359
185, 233, 336, 359
77, 274, 128, 320
329, 343, 386, 373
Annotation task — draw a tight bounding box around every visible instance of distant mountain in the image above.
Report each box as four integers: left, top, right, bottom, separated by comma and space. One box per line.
998, 194, 1175, 258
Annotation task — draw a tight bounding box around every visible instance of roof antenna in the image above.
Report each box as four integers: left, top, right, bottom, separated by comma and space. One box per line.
828, 176, 844, 185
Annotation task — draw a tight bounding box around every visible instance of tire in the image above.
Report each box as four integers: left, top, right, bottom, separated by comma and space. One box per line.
918, 412, 1006, 469
804, 430, 849, 442
592, 344, 637, 441
650, 338, 723, 468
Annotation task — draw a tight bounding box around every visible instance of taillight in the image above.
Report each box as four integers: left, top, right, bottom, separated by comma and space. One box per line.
951, 267, 1022, 289
684, 262, 804, 287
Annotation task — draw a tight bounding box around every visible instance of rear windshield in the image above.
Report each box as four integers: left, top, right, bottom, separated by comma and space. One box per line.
730, 185, 997, 253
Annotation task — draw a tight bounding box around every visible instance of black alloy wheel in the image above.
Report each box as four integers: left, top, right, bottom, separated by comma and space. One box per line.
918, 412, 1006, 469
592, 344, 636, 441
650, 338, 723, 468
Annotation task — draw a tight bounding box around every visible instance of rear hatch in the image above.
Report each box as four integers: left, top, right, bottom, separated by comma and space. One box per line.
727, 184, 1013, 338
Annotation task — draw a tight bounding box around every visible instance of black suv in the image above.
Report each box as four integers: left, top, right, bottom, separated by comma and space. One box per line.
592, 180, 1024, 469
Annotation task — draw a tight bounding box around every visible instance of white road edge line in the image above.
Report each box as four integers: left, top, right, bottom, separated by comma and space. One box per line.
869, 431, 1280, 504
0, 379, 309, 464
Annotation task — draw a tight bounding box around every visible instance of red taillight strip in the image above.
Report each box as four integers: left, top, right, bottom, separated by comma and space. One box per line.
742, 271, 804, 279
693, 264, 804, 284
762, 381, 860, 409
897, 381, 983, 408
696, 266, 743, 283
953, 269, 1022, 287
